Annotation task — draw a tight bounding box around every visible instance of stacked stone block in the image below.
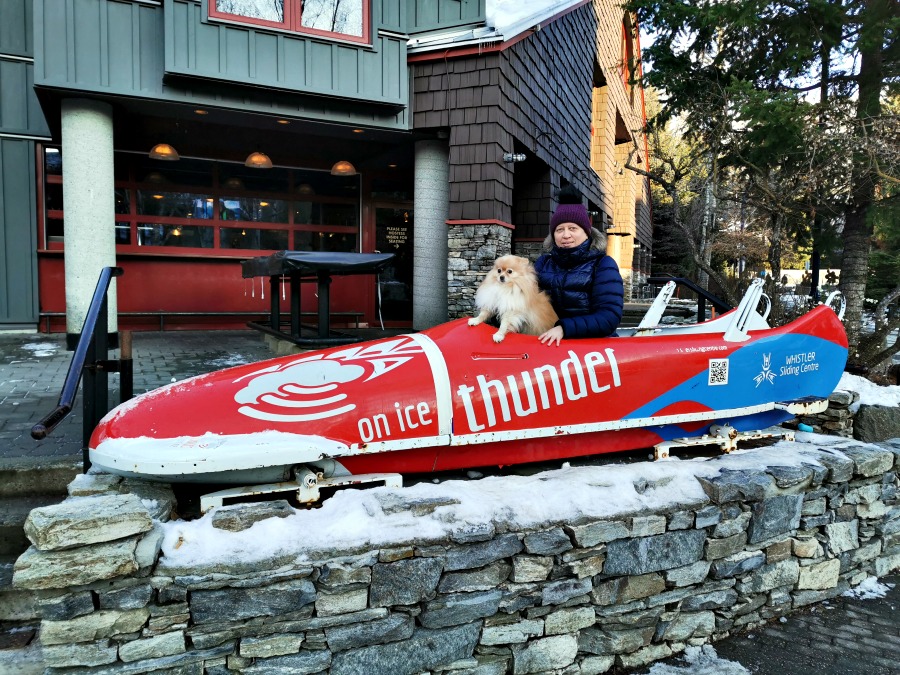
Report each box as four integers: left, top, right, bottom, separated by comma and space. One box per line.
11, 442, 900, 674
788, 389, 858, 437
447, 222, 513, 318
512, 240, 543, 264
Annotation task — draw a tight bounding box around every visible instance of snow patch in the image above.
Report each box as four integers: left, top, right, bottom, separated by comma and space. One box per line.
22, 342, 58, 357
157, 438, 848, 570
838, 372, 900, 412
842, 576, 895, 600
645, 645, 751, 675
205, 354, 252, 368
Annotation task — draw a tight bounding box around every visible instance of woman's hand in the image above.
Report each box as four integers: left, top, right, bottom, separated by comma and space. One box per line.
538, 325, 564, 346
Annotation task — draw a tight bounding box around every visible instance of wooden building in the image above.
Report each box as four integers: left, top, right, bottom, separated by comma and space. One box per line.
0, 0, 650, 340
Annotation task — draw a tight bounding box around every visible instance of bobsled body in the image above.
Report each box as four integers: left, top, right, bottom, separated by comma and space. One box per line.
90, 301, 848, 484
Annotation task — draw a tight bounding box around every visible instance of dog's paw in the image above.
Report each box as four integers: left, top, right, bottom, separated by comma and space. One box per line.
468, 317, 482, 327
492, 332, 506, 343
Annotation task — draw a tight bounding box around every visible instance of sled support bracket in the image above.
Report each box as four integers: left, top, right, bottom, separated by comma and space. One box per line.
773, 396, 829, 416
200, 468, 403, 513
654, 425, 795, 460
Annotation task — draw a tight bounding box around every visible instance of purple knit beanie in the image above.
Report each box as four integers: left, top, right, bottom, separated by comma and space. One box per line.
549, 185, 592, 238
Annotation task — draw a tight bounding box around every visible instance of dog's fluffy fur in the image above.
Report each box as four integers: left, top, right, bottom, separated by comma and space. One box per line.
468, 255, 558, 343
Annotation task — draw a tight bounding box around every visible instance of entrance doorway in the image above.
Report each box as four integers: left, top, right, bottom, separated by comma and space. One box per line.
375, 207, 413, 323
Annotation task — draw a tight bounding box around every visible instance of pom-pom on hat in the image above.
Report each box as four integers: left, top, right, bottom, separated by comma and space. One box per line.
550, 185, 592, 238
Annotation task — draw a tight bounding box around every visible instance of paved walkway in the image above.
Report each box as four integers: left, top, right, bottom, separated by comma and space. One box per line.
0, 328, 898, 675
710, 578, 900, 674
0, 329, 274, 461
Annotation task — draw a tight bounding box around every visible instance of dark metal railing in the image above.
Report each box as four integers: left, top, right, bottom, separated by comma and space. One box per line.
647, 275, 733, 323
31, 267, 133, 472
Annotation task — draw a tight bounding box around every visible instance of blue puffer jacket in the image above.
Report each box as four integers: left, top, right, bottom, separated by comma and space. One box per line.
534, 239, 624, 338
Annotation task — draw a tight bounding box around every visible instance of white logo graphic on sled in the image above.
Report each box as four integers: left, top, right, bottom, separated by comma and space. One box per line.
233, 339, 422, 422
753, 353, 776, 387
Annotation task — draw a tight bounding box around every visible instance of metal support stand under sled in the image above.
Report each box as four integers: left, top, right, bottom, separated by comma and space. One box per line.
654, 425, 795, 460
200, 468, 403, 513
653, 396, 830, 460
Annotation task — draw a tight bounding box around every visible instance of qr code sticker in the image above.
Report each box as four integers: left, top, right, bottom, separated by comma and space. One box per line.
709, 358, 729, 385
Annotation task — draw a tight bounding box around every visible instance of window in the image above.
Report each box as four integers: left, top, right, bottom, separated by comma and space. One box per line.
209, 0, 370, 43
38, 149, 361, 256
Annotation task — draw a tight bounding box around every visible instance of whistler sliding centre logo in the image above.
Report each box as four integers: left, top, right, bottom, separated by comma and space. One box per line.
753, 353, 775, 387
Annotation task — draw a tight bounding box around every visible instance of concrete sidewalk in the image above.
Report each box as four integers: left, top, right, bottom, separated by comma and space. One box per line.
0, 328, 898, 675
0, 329, 275, 463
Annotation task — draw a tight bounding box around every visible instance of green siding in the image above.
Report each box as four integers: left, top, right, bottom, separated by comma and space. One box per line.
0, 138, 38, 325
0, 0, 33, 57
165, 0, 406, 107
407, 0, 484, 34
0, 59, 51, 137
35, 0, 409, 130
379, 0, 403, 31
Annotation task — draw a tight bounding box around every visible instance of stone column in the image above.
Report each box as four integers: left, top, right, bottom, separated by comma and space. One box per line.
413, 138, 449, 330
61, 99, 117, 344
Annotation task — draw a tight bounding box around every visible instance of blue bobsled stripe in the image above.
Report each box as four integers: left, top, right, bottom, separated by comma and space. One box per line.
624, 334, 847, 422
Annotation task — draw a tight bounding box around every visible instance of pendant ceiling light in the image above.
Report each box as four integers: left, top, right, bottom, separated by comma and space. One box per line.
245, 151, 273, 169
330, 160, 357, 176
149, 143, 180, 161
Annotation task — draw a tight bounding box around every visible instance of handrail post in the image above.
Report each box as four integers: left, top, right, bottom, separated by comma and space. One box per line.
120, 330, 133, 403
31, 266, 124, 472
82, 293, 110, 471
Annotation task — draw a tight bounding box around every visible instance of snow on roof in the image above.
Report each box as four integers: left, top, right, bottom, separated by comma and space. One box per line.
486, 0, 580, 36
408, 0, 582, 53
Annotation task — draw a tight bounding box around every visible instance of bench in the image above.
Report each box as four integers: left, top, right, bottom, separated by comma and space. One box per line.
39, 310, 365, 332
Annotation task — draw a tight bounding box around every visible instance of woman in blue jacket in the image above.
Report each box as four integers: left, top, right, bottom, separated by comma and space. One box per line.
534, 186, 624, 346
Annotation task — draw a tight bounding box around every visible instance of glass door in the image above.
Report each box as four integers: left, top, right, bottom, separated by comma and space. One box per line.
374, 207, 413, 323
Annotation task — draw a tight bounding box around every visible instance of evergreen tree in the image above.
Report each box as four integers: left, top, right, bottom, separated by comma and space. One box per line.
630, 0, 900, 371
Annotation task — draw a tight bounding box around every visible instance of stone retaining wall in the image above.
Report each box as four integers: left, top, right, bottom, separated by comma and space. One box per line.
788, 390, 858, 438
12, 441, 900, 674
789, 390, 900, 445
448, 223, 513, 319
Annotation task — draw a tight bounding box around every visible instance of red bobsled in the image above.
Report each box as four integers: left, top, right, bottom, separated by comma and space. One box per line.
90, 280, 848, 490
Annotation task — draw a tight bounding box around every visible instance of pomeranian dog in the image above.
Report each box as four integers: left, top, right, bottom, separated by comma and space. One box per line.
468, 255, 558, 343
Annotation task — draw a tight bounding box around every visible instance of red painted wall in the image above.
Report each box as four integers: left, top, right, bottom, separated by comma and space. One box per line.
38, 253, 377, 332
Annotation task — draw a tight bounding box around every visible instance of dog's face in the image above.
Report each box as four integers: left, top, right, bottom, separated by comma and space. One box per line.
485, 255, 532, 286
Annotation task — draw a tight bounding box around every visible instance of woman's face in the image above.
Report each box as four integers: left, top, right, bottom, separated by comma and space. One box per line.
554, 222, 589, 248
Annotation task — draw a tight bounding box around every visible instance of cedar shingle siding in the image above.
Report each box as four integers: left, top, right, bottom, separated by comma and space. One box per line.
412, 2, 650, 257
412, 1, 652, 309
413, 8, 601, 228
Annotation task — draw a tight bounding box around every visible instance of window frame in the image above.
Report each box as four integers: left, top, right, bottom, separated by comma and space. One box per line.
36, 146, 362, 258
207, 0, 371, 46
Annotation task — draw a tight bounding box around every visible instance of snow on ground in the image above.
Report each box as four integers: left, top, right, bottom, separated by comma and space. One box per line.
838, 372, 900, 412
155, 374, 900, 571
842, 576, 895, 600
21, 342, 58, 357
204, 354, 252, 368
158, 438, 855, 570
644, 645, 751, 675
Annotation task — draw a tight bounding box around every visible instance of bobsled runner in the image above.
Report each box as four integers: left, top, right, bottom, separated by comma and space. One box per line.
90, 279, 848, 502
